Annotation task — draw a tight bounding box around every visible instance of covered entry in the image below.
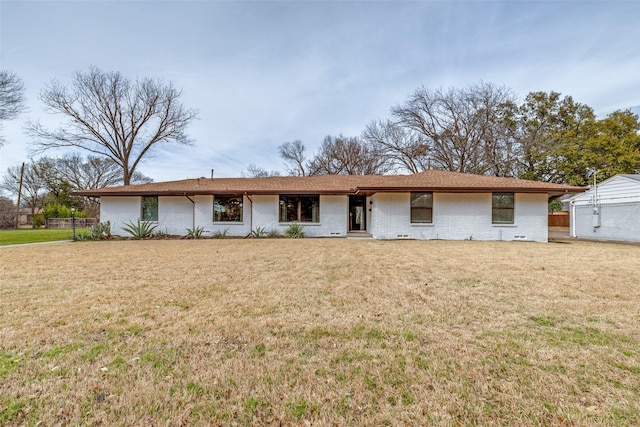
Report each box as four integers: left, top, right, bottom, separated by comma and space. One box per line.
348, 195, 367, 231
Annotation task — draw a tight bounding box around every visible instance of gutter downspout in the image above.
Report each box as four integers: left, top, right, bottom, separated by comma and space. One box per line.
185, 194, 195, 230
245, 193, 253, 232
570, 200, 576, 238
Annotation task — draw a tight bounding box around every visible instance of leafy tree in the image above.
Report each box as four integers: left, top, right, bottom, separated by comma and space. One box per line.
548, 199, 563, 213
512, 91, 595, 182
27, 66, 198, 184
556, 110, 640, 185
0, 70, 27, 146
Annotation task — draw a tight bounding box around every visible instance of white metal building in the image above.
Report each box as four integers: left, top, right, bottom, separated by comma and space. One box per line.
569, 174, 640, 243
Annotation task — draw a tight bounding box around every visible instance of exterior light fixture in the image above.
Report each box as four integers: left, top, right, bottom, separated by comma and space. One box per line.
71, 208, 76, 241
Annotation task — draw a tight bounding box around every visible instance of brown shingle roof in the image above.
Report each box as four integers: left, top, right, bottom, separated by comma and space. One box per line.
73, 170, 585, 197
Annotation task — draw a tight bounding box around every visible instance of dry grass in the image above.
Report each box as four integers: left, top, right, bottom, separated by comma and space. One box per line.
1, 239, 639, 426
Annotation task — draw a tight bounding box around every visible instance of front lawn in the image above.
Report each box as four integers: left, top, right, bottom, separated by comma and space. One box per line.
0, 228, 89, 246
1, 239, 639, 425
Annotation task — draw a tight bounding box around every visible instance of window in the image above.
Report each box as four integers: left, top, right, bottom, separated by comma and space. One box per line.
279, 195, 319, 222
492, 193, 514, 224
214, 195, 243, 222
411, 192, 433, 223
141, 196, 158, 221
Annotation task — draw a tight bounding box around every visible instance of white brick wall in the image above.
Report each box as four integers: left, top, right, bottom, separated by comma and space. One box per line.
100, 196, 140, 236
370, 192, 548, 242
101, 192, 548, 241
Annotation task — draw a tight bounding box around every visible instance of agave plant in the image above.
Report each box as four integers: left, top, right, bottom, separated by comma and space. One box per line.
122, 219, 157, 239
90, 221, 112, 240
74, 230, 92, 241
186, 226, 205, 239
250, 226, 267, 238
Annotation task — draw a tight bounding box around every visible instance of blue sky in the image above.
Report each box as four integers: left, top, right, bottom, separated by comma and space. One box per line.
1, 0, 639, 183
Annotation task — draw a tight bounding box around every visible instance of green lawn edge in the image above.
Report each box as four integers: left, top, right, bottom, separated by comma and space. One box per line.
0, 229, 89, 246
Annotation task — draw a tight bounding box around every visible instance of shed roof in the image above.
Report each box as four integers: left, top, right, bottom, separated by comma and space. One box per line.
570, 174, 640, 205
617, 174, 640, 182
73, 170, 585, 197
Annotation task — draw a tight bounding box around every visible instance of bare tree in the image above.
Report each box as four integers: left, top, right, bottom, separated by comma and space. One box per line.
362, 119, 431, 173
278, 140, 307, 176
1, 162, 48, 216
242, 163, 281, 178
0, 70, 27, 146
51, 154, 153, 216
391, 82, 516, 175
53, 154, 152, 190
307, 135, 392, 176
27, 66, 198, 184
0, 196, 16, 228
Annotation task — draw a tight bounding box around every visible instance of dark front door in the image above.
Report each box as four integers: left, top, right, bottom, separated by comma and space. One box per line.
349, 196, 366, 231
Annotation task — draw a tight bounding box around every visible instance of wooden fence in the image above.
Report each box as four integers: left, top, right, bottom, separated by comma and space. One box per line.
548, 212, 570, 227
47, 218, 99, 229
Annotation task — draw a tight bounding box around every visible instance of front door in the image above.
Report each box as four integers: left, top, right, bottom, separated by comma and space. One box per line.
349, 196, 366, 231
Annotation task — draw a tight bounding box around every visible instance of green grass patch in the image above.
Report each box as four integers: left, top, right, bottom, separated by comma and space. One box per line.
37, 343, 83, 359
286, 398, 319, 420
0, 352, 20, 377
82, 343, 108, 362
0, 228, 89, 245
0, 397, 27, 422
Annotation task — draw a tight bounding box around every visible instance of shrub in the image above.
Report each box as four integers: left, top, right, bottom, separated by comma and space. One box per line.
186, 226, 205, 239
32, 214, 45, 228
548, 199, 563, 213
43, 204, 71, 220
122, 219, 157, 239
285, 222, 305, 238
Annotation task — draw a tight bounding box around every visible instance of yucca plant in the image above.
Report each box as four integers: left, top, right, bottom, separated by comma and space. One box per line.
285, 222, 305, 238
122, 219, 157, 239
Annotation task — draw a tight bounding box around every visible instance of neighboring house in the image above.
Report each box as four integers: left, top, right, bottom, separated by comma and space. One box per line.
18, 207, 43, 228
569, 174, 640, 243
74, 170, 584, 242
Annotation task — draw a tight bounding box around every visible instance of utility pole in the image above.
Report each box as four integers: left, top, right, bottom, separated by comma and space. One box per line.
15, 162, 24, 229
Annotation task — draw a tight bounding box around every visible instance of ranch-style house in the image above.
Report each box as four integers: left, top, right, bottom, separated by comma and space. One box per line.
75, 170, 584, 242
